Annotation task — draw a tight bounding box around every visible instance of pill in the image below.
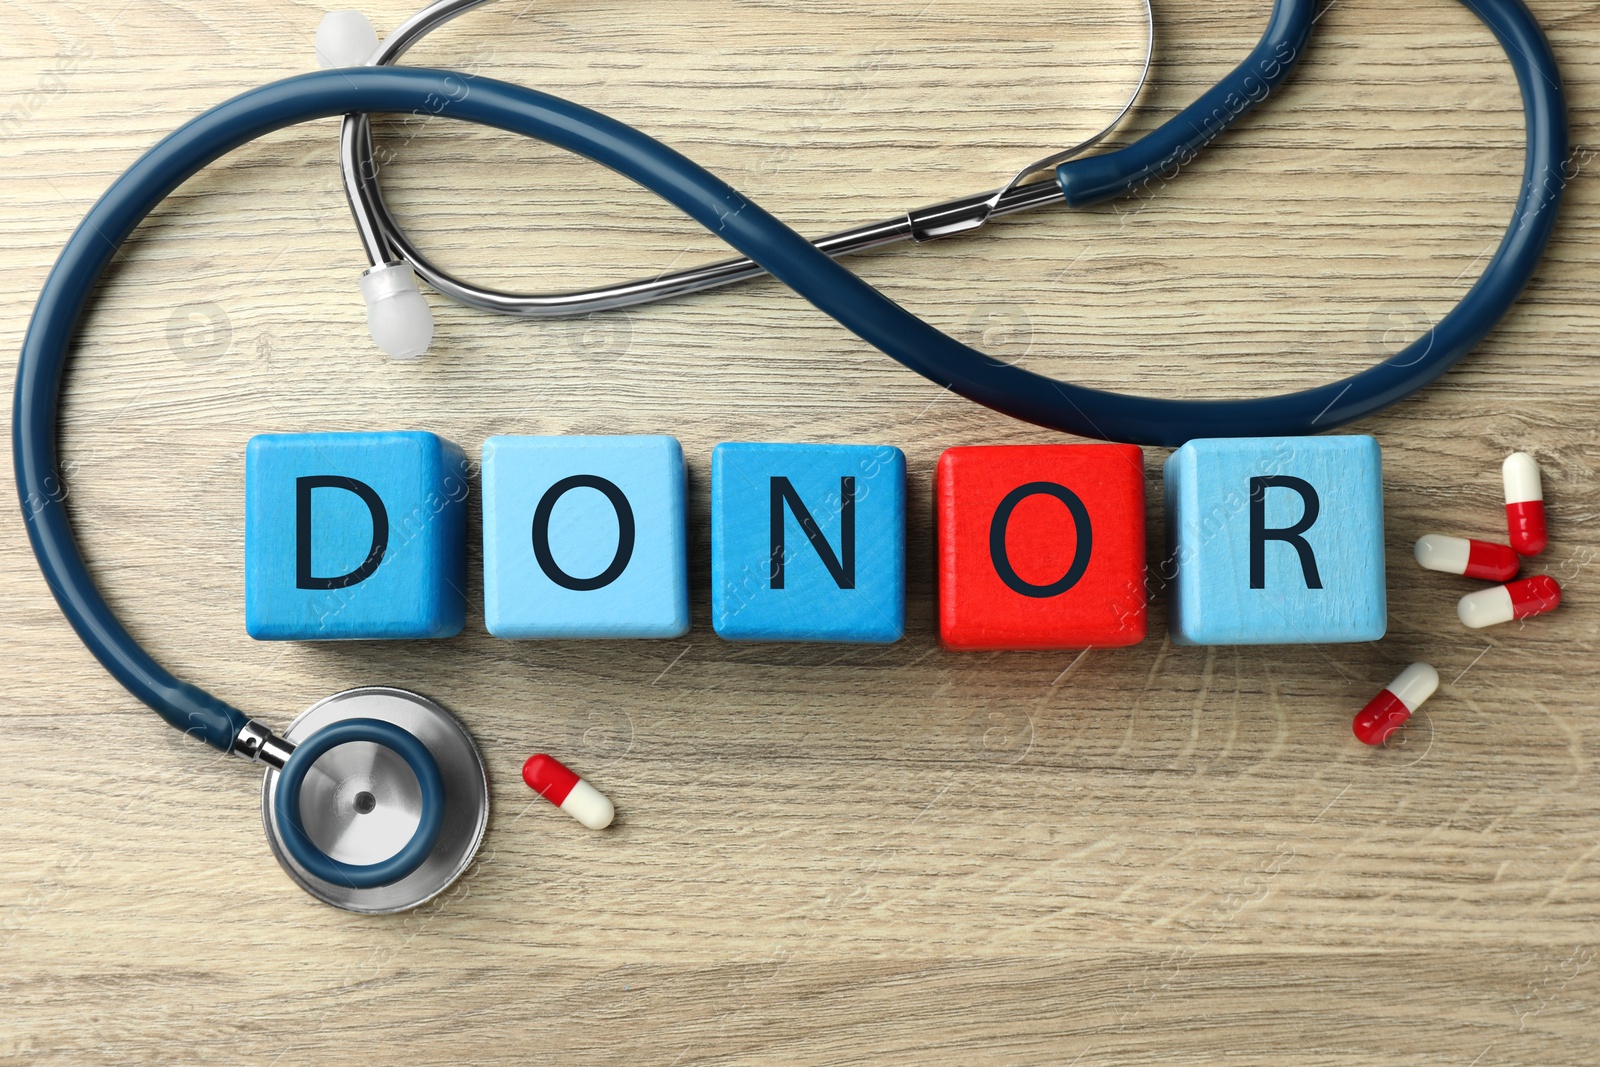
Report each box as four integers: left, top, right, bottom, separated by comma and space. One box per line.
1353, 662, 1439, 746
1413, 534, 1519, 582
1457, 574, 1562, 629
1503, 452, 1548, 556
522, 753, 615, 830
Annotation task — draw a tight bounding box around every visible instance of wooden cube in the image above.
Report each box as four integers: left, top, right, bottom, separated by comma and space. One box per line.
482, 435, 689, 639
937, 443, 1147, 651
244, 431, 468, 640
1164, 435, 1386, 645
712, 442, 905, 643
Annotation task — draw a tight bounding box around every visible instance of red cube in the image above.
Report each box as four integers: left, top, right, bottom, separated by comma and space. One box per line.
936, 444, 1147, 651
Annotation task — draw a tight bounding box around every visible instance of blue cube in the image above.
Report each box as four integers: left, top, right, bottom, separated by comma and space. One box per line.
245, 431, 467, 640
712, 441, 905, 643
482, 435, 689, 639
1164, 435, 1386, 645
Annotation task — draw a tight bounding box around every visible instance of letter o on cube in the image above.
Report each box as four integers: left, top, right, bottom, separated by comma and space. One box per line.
482, 435, 689, 639
937, 443, 1148, 651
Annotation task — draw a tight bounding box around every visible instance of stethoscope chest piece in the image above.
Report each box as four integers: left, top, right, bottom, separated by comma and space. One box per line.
261, 687, 488, 913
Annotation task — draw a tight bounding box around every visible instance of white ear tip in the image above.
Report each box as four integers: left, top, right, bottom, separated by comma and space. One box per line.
360, 263, 434, 360
315, 10, 379, 69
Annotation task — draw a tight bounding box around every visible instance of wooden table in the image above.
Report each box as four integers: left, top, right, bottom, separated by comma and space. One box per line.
3, 1, 1597, 1062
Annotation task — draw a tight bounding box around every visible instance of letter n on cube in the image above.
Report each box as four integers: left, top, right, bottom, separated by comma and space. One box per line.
711, 442, 905, 643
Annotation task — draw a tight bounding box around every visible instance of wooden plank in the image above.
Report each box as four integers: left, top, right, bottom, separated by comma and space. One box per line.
2, 1, 1597, 1063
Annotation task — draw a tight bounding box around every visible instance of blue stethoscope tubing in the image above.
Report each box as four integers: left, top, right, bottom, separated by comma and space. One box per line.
9, 0, 1568, 875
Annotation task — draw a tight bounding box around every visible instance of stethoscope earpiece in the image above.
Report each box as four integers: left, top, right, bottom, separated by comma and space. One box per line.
315, 10, 379, 70
360, 261, 435, 361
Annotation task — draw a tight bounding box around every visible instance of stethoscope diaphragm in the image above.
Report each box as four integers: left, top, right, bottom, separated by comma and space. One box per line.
260, 687, 488, 913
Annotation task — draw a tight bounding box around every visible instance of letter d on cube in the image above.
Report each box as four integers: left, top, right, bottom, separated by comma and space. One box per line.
245, 431, 468, 640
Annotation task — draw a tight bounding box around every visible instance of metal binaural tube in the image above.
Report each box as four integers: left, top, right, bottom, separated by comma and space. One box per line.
337, 0, 1153, 316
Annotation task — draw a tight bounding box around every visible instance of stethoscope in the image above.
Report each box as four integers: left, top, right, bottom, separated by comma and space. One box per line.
12, 0, 1567, 912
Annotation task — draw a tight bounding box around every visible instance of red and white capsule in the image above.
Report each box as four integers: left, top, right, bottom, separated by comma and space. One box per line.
1413, 534, 1519, 583
1353, 662, 1439, 746
1457, 574, 1562, 629
1503, 452, 1548, 556
522, 753, 615, 829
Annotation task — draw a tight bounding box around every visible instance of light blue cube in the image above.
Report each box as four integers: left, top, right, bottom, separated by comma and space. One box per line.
712, 441, 905, 643
245, 431, 467, 640
482, 435, 689, 639
1164, 435, 1386, 645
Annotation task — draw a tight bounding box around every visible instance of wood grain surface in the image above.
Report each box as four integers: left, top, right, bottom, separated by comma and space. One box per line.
3, 1, 1598, 1063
